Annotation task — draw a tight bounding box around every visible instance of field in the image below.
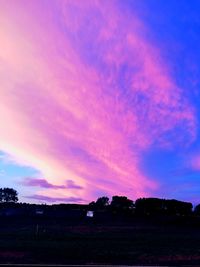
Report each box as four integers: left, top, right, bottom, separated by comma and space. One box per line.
0, 216, 200, 265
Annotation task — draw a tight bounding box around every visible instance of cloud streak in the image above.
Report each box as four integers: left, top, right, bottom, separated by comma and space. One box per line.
25, 194, 84, 203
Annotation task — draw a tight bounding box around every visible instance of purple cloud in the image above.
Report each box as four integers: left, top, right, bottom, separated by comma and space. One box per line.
66, 180, 83, 189
21, 177, 83, 190
25, 194, 84, 203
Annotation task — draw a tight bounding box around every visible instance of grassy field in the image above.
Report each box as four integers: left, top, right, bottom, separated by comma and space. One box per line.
0, 217, 200, 265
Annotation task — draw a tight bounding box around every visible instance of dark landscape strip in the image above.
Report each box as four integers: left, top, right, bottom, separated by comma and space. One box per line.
0, 264, 162, 267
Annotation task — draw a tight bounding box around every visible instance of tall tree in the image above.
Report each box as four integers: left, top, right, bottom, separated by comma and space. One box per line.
111, 196, 134, 211
0, 188, 18, 203
95, 196, 110, 209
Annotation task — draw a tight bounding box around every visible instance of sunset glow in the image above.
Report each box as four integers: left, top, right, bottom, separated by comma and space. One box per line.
0, 0, 200, 203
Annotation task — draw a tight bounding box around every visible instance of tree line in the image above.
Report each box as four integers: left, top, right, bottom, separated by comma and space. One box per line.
89, 196, 194, 216
1, 187, 200, 217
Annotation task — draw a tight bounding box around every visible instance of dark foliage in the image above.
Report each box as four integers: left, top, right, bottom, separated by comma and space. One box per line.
194, 204, 200, 215
88, 196, 109, 210
95, 196, 110, 208
135, 197, 193, 216
0, 188, 18, 203
111, 196, 134, 209
110, 196, 135, 216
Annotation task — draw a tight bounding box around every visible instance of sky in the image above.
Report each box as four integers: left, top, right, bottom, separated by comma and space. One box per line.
0, 0, 200, 204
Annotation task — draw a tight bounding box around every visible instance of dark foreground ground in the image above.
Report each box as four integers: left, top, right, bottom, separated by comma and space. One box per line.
0, 216, 200, 266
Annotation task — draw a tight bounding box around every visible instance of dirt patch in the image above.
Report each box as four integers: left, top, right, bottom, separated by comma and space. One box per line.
138, 253, 200, 263
0, 251, 27, 259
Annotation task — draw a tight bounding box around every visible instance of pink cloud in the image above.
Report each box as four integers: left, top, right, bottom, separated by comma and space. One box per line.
0, 0, 196, 202
21, 177, 83, 190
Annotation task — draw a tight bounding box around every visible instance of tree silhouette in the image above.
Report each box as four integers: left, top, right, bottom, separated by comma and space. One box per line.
194, 204, 200, 215
111, 196, 134, 212
135, 198, 192, 216
88, 201, 96, 208
95, 196, 109, 208
0, 188, 18, 203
